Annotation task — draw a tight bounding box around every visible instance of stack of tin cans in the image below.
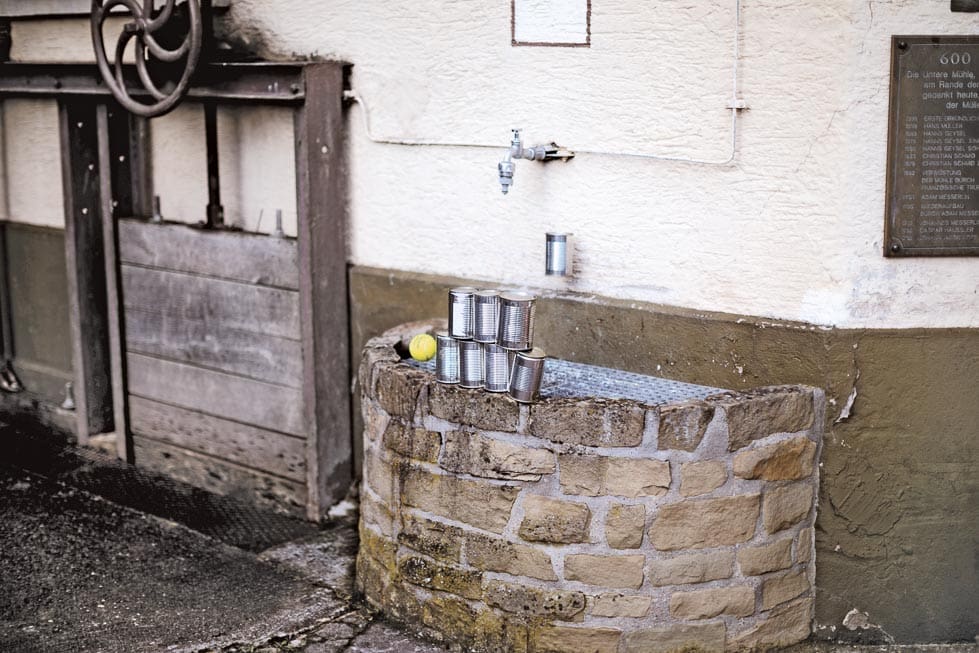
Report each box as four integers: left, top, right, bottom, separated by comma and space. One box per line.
435, 287, 546, 403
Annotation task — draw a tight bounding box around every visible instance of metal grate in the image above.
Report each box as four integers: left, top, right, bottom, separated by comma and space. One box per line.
411, 357, 724, 404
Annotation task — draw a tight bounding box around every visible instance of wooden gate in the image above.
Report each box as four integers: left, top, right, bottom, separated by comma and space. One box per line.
0, 62, 352, 521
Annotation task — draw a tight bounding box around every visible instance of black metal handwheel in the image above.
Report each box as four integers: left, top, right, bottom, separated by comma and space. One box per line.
91, 0, 203, 118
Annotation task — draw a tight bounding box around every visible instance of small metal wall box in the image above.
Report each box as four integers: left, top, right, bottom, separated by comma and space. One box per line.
483, 344, 512, 392
473, 290, 501, 343
508, 347, 546, 403
435, 331, 460, 384
458, 340, 484, 389
497, 292, 536, 350
448, 287, 477, 340
545, 232, 573, 276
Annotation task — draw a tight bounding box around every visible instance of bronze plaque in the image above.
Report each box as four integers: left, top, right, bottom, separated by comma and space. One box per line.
884, 35, 979, 256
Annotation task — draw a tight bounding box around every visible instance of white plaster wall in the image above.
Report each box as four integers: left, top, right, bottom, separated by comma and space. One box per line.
4, 3, 978, 327
1, 99, 64, 228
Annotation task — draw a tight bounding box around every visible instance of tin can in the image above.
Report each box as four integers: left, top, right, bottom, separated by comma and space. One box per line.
508, 348, 546, 403
448, 286, 477, 340
458, 340, 484, 389
483, 344, 513, 392
545, 232, 574, 276
497, 291, 536, 350
473, 290, 501, 343
435, 331, 460, 384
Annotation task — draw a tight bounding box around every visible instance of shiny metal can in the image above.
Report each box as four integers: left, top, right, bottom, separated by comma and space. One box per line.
448, 286, 477, 339
497, 291, 536, 350
435, 331, 460, 384
545, 232, 574, 276
458, 340, 484, 389
473, 290, 501, 343
508, 347, 546, 403
483, 344, 513, 392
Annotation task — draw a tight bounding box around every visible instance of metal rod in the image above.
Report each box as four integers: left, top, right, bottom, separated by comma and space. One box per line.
204, 101, 223, 228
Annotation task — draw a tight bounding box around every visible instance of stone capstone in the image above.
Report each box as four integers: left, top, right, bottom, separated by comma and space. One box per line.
428, 382, 520, 432
564, 554, 646, 589
722, 386, 815, 451
529, 398, 644, 447
375, 363, 429, 419
649, 494, 760, 550
658, 401, 715, 451
518, 495, 592, 544
733, 435, 816, 481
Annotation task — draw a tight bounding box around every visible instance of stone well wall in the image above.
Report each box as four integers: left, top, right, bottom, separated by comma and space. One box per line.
356, 328, 825, 653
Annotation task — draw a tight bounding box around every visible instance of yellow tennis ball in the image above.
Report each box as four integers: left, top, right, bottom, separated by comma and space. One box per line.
409, 333, 437, 362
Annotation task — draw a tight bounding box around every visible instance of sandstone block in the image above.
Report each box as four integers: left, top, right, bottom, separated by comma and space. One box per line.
359, 522, 397, 570
473, 608, 530, 653
565, 554, 645, 589
362, 401, 391, 442
483, 580, 586, 620
669, 585, 755, 619
355, 551, 390, 607
364, 449, 396, 505
532, 626, 621, 653
589, 594, 651, 618
518, 495, 591, 544
398, 512, 464, 562
359, 344, 400, 398
422, 595, 477, 641
381, 581, 424, 624
738, 538, 793, 576
621, 622, 726, 653
429, 382, 519, 432
649, 494, 760, 550
763, 483, 813, 533
361, 491, 395, 537
648, 550, 735, 586
658, 402, 715, 451
559, 454, 669, 498
399, 555, 483, 600
375, 363, 429, 419
529, 398, 606, 446
442, 430, 555, 481
730, 597, 812, 650
558, 454, 605, 496
723, 386, 815, 451
733, 435, 816, 481
401, 467, 519, 534
680, 460, 728, 497
604, 459, 671, 498
762, 571, 810, 611
383, 420, 441, 463
606, 504, 645, 549
606, 401, 646, 447
797, 527, 813, 564
465, 532, 557, 581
